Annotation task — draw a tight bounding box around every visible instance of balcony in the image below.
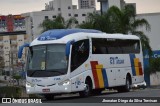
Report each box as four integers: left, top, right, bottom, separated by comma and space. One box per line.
10, 40, 17, 46
10, 35, 17, 40
13, 26, 26, 31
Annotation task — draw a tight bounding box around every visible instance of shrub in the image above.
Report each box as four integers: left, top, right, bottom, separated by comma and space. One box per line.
0, 86, 22, 97
149, 58, 160, 73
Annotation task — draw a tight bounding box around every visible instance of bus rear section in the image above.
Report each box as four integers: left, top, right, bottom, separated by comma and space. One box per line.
89, 37, 144, 92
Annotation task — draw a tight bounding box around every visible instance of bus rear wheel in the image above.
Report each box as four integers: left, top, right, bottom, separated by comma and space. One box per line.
118, 76, 131, 92
92, 89, 104, 95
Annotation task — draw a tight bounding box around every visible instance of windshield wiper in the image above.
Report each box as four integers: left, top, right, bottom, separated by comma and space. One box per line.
28, 69, 65, 77
47, 70, 65, 74
29, 70, 44, 77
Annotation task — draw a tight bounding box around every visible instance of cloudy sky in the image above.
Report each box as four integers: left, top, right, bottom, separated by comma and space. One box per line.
0, 0, 160, 15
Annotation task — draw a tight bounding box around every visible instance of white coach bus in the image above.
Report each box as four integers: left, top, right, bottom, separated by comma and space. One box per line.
18, 29, 144, 100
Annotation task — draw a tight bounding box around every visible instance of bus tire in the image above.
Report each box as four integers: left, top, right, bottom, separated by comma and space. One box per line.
124, 76, 131, 92
117, 76, 131, 92
79, 78, 92, 97
44, 94, 54, 100
92, 89, 104, 95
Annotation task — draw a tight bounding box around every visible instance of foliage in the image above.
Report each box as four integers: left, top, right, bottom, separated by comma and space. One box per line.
40, 14, 77, 32
0, 86, 22, 97
0, 56, 5, 68
13, 75, 21, 80
0, 56, 5, 75
78, 5, 152, 55
149, 58, 160, 73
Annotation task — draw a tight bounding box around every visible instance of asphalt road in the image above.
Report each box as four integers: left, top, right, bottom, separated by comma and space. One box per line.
0, 88, 160, 106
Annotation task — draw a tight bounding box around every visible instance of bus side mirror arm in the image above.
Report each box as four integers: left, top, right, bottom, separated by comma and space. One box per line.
18, 43, 30, 59
66, 40, 75, 58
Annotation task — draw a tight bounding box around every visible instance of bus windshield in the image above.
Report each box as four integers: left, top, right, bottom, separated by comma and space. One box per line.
27, 44, 68, 77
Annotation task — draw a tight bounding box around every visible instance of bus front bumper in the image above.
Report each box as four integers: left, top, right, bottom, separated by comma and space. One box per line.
26, 83, 72, 94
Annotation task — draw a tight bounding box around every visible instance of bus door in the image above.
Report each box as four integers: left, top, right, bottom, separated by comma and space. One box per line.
70, 39, 90, 91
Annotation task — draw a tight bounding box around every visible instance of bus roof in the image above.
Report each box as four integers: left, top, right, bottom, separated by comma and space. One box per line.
31, 29, 139, 46
37, 29, 102, 41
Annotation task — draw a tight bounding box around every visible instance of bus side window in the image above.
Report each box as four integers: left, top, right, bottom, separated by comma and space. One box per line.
71, 39, 89, 72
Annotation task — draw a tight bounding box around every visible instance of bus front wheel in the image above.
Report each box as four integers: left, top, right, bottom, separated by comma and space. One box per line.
44, 94, 55, 100
79, 79, 92, 97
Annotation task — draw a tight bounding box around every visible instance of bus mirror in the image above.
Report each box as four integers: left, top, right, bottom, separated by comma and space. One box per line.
66, 40, 75, 58
18, 43, 30, 59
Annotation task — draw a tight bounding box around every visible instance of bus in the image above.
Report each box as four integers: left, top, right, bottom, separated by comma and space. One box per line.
18, 29, 144, 100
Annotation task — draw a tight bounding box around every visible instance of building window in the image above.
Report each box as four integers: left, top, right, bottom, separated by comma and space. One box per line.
45, 16, 49, 20
82, 14, 86, 16
68, 6, 71, 9
75, 21, 79, 24
74, 14, 78, 17
68, 13, 71, 17
58, 8, 61, 11
52, 15, 56, 18
91, 0, 95, 6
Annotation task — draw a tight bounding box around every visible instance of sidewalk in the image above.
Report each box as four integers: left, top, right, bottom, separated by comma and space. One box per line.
149, 85, 160, 89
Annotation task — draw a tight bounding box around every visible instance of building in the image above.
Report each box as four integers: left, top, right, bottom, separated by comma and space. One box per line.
78, 0, 96, 9
97, 0, 126, 14
23, 0, 95, 41
0, 15, 27, 75
137, 13, 160, 51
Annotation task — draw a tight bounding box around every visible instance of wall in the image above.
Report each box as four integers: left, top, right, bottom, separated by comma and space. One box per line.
137, 13, 160, 50
150, 72, 160, 86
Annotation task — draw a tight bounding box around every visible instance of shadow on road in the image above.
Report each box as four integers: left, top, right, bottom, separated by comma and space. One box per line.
43, 90, 137, 102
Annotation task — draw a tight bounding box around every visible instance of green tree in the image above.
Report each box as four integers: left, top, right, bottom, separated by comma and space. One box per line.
0, 56, 5, 75
149, 58, 160, 73
40, 14, 77, 32
78, 5, 152, 54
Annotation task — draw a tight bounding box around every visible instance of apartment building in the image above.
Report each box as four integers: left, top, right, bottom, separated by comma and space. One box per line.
23, 0, 95, 41
78, 0, 96, 9
0, 15, 27, 75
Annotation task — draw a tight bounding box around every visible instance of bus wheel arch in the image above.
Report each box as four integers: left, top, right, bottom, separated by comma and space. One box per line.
79, 76, 93, 97
117, 73, 132, 92
126, 73, 132, 86
125, 73, 132, 91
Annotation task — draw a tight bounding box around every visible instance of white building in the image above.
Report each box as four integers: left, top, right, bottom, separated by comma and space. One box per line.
78, 0, 96, 9
0, 34, 27, 74
97, 0, 126, 13
23, 0, 95, 42
137, 13, 160, 51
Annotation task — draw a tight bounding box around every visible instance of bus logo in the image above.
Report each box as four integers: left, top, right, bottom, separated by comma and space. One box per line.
110, 57, 124, 64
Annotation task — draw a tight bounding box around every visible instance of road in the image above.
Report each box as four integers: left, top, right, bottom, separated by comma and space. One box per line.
0, 88, 160, 106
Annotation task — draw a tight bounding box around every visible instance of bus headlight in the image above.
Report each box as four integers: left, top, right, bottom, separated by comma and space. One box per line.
58, 79, 70, 86
26, 81, 35, 87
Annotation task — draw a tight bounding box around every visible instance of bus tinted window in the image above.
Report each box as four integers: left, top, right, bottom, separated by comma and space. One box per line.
92, 38, 140, 54
71, 39, 89, 72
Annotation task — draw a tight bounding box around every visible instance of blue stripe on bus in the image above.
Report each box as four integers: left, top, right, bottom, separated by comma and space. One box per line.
129, 54, 136, 76
38, 29, 102, 41
102, 68, 109, 87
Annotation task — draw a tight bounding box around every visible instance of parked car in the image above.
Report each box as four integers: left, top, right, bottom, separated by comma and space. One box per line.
132, 81, 147, 89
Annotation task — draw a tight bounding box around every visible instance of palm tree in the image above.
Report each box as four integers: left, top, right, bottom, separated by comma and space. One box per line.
40, 14, 77, 32
79, 5, 152, 55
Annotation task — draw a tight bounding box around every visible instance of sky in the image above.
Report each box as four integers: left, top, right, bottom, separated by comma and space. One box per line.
0, 0, 160, 15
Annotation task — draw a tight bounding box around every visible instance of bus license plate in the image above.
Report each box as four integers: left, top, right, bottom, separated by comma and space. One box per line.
42, 89, 50, 92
